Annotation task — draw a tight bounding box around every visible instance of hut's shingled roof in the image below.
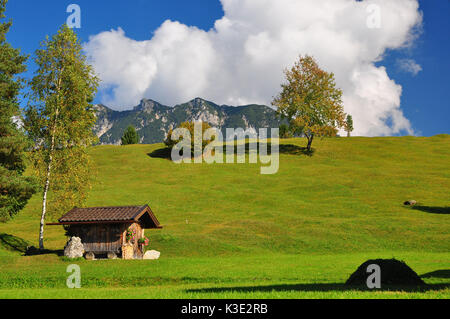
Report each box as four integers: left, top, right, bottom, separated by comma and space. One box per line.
59, 206, 147, 222
56, 205, 162, 229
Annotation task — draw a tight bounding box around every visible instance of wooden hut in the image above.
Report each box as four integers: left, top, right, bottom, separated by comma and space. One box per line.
48, 205, 162, 259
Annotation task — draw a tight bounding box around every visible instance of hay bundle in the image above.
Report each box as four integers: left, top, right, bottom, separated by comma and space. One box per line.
345, 259, 425, 287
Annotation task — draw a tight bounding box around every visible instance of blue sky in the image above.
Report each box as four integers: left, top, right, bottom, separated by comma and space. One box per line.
4, 0, 449, 136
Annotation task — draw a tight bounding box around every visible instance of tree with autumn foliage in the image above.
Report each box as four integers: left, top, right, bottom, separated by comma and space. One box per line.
272, 55, 346, 152
24, 25, 99, 249
165, 121, 214, 157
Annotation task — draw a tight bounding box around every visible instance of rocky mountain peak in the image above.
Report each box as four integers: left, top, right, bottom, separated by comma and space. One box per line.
185, 97, 215, 109
93, 104, 108, 111
134, 98, 166, 113
94, 97, 282, 145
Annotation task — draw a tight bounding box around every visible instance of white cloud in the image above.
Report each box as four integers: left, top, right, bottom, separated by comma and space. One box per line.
84, 0, 422, 136
397, 58, 422, 76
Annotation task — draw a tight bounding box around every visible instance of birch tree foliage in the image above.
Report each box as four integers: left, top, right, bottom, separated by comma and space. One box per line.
272, 55, 346, 151
24, 25, 99, 248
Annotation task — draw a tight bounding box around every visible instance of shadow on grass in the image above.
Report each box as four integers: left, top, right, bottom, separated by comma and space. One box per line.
24, 247, 64, 257
0, 233, 29, 253
411, 206, 450, 215
421, 270, 450, 279
186, 282, 449, 294
0, 233, 63, 256
148, 143, 314, 160
148, 147, 172, 159
279, 144, 315, 156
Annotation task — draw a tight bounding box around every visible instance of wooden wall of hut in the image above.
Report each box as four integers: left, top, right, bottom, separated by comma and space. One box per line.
68, 224, 128, 254
67, 222, 145, 258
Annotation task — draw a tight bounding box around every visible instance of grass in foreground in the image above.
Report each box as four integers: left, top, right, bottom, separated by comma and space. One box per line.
0, 136, 449, 298
0, 252, 448, 299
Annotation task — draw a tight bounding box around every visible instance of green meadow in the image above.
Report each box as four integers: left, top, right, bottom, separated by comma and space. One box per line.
0, 135, 449, 298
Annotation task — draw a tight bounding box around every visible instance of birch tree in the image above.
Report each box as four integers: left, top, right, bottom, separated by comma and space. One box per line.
24, 25, 99, 249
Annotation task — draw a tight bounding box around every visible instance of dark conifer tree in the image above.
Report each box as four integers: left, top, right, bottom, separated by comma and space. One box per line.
121, 126, 140, 145
0, 0, 37, 221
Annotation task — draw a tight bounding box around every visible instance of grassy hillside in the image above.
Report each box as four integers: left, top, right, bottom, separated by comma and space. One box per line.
0, 135, 449, 298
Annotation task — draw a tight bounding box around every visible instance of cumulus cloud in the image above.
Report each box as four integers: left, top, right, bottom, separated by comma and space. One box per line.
396, 58, 422, 76
84, 0, 422, 136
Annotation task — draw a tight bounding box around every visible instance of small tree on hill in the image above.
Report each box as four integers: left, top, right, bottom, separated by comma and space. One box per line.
273, 55, 346, 152
165, 121, 214, 157
24, 25, 99, 249
0, 0, 38, 222
121, 126, 139, 145
345, 115, 354, 137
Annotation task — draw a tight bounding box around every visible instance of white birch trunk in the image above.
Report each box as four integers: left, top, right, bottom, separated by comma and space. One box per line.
39, 159, 52, 250
38, 69, 62, 250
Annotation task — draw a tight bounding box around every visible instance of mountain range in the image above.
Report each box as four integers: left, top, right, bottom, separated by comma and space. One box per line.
94, 98, 283, 145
